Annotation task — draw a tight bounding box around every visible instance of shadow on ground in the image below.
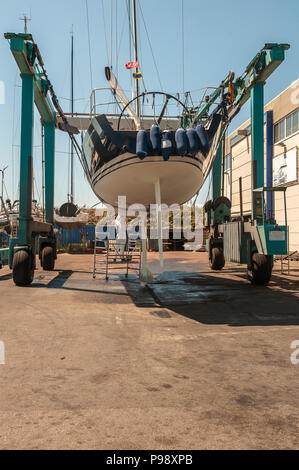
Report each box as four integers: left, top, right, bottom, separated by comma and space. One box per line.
140, 270, 299, 327
3, 262, 299, 327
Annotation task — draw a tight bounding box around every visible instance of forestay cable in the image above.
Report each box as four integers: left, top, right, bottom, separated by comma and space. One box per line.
85, 0, 93, 91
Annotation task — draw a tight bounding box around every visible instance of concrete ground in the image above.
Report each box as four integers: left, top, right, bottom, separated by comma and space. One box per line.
0, 251, 299, 450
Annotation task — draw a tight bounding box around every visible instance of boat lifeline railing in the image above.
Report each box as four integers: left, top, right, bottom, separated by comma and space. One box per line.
90, 87, 141, 130
183, 86, 222, 124
90, 88, 181, 125
90, 87, 121, 116
90, 87, 221, 125
196, 86, 221, 108
90, 87, 221, 115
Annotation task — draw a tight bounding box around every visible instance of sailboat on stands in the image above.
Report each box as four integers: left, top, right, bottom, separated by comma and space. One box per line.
82, 0, 227, 209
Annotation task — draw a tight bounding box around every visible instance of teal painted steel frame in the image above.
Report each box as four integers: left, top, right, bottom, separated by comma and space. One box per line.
252, 187, 288, 255
212, 145, 222, 200
191, 44, 289, 127
255, 224, 288, 255
5, 33, 56, 124
18, 73, 34, 245
251, 83, 265, 221
1, 32, 57, 269
251, 84, 265, 189
44, 123, 55, 224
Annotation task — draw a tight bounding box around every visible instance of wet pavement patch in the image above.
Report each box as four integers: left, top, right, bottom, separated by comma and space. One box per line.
146, 271, 264, 307
147, 284, 244, 305
122, 281, 158, 307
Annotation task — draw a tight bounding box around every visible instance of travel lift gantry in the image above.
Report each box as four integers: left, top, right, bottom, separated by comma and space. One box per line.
200, 43, 290, 285
0, 34, 290, 287
0, 32, 79, 286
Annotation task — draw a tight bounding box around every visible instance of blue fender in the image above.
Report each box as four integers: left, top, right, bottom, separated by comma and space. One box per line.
161, 130, 172, 161
175, 128, 188, 156
136, 130, 148, 160
186, 128, 199, 154
196, 125, 210, 155
150, 125, 161, 153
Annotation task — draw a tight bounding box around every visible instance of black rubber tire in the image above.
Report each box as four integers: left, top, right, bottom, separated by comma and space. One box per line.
12, 250, 34, 286
204, 200, 213, 212
41, 246, 55, 271
210, 247, 225, 270
249, 253, 272, 286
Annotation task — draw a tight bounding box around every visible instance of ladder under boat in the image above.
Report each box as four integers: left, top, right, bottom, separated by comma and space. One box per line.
93, 238, 141, 281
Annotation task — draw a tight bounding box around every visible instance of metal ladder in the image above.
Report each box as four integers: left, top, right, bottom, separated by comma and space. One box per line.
93, 238, 141, 280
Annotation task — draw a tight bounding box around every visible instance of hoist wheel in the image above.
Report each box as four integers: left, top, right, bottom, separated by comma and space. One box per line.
12, 250, 34, 286
210, 247, 225, 271
41, 246, 55, 271
248, 253, 272, 286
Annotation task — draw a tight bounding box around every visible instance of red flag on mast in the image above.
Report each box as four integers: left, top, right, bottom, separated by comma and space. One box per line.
126, 61, 139, 69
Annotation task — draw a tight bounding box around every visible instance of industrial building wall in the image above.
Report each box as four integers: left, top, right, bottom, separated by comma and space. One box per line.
231, 135, 253, 217
273, 133, 299, 252
270, 84, 299, 252
224, 81, 299, 252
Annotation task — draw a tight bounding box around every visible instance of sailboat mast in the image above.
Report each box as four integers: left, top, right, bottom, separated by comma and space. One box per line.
70, 26, 74, 204
132, 0, 140, 118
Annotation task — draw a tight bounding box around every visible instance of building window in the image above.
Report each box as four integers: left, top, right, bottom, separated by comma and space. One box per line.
274, 120, 285, 142
293, 110, 299, 133
274, 108, 299, 143
286, 114, 292, 137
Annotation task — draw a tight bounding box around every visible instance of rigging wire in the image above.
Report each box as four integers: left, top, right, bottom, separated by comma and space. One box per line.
67, 136, 71, 201
33, 49, 89, 184
124, 1, 164, 124
125, 0, 134, 99
69, 26, 75, 203
137, 1, 181, 125
137, 0, 164, 92
126, 0, 157, 121
116, 9, 128, 75
127, 0, 133, 98
74, 42, 91, 102
100, 0, 110, 65
3, 179, 9, 200
59, 97, 87, 102
56, 50, 70, 101
181, 0, 185, 94
33, 171, 42, 206
85, 0, 94, 91
32, 110, 44, 207
115, 0, 118, 78
110, 0, 113, 67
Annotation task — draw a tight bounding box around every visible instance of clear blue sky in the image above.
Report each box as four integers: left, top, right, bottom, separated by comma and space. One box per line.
0, 0, 298, 208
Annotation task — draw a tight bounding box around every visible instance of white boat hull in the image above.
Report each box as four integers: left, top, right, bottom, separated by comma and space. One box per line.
91, 153, 203, 207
